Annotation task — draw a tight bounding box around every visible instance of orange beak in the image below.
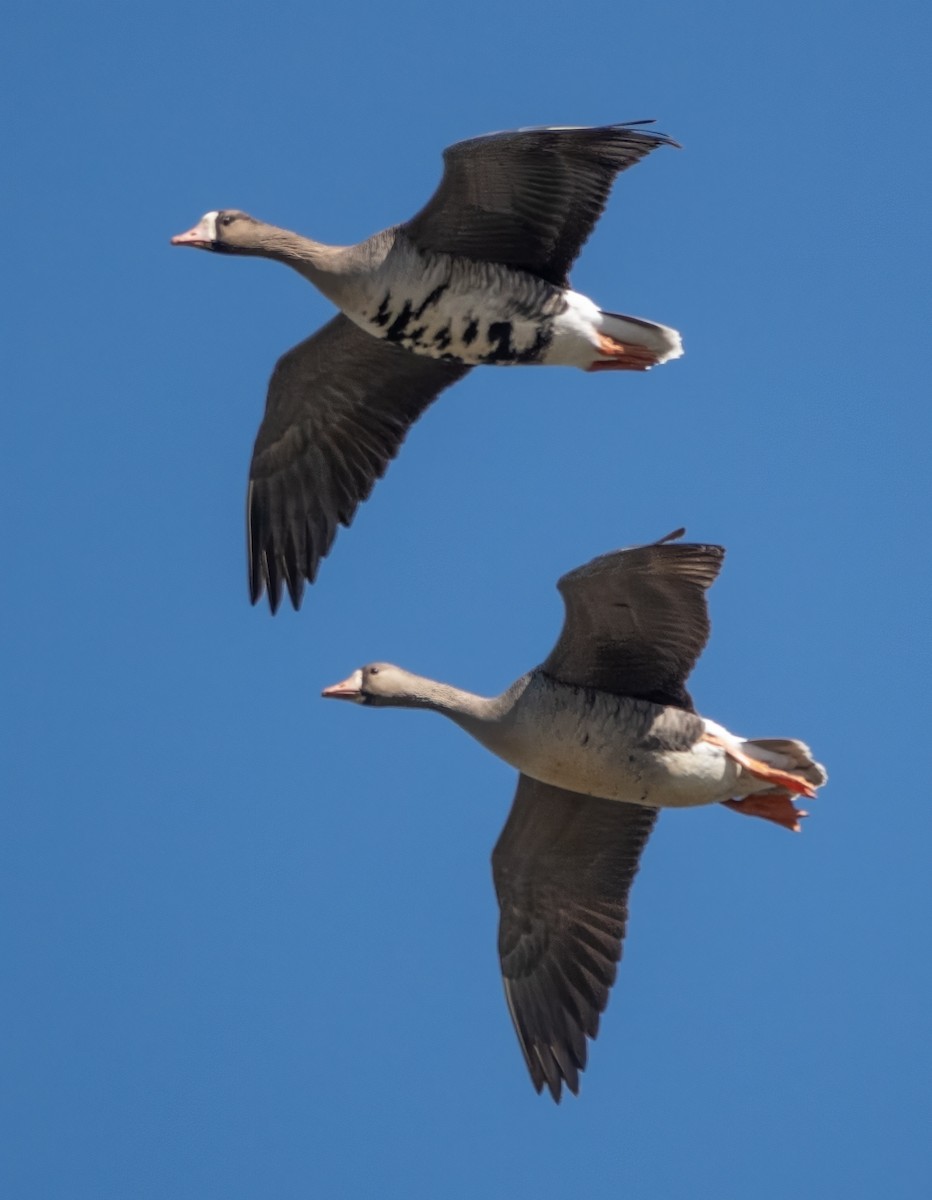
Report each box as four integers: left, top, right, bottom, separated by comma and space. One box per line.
321, 670, 364, 701
170, 216, 216, 248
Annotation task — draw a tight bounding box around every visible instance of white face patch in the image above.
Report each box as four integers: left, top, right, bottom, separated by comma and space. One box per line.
199, 211, 219, 240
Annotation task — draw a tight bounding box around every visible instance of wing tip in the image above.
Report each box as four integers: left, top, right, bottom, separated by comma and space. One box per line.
246, 485, 314, 614
447, 120, 682, 157
558, 533, 727, 590
247, 564, 307, 614
608, 119, 683, 151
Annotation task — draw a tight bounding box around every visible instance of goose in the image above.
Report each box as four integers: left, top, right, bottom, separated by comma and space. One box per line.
171, 122, 682, 612
321, 531, 827, 1101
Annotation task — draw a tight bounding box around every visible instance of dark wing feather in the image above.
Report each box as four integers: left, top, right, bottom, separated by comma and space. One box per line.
403, 122, 679, 287
247, 315, 469, 611
492, 775, 657, 1101
541, 534, 725, 708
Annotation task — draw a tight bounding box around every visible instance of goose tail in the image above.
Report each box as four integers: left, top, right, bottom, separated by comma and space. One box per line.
741, 737, 829, 791
703, 724, 828, 833
586, 309, 683, 372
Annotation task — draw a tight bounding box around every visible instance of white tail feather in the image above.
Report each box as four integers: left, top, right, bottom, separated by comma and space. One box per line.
742, 738, 828, 788
598, 309, 683, 364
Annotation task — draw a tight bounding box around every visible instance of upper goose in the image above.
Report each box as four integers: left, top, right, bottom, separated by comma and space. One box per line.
322, 531, 827, 1101
171, 122, 681, 611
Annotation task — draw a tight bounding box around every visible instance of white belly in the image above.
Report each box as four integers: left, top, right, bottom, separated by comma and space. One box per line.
540, 291, 606, 368
510, 729, 743, 808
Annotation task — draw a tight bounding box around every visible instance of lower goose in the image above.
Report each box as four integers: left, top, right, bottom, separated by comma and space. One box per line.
322, 531, 827, 1101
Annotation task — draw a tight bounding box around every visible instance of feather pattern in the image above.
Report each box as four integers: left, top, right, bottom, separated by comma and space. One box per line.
492, 775, 657, 1100
542, 533, 725, 708
248, 315, 468, 610
405, 122, 679, 286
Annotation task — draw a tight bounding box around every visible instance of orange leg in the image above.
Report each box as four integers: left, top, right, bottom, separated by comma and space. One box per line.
586, 332, 658, 372
702, 732, 817, 799
723, 791, 809, 833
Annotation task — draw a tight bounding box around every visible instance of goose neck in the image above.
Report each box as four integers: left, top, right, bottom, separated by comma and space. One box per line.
397, 676, 500, 724
257, 228, 351, 289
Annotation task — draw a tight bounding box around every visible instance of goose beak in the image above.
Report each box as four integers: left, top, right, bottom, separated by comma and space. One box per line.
171, 214, 217, 248
321, 669, 364, 701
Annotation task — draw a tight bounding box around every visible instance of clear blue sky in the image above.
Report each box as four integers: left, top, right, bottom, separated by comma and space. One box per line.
4, 2, 930, 1197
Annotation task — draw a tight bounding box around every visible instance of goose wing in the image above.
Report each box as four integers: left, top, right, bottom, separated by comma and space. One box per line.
492, 774, 657, 1101
403, 122, 678, 287
248, 315, 469, 611
541, 531, 725, 708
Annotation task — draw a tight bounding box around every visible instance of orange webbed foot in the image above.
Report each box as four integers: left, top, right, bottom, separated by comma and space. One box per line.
723, 790, 809, 833
586, 359, 651, 372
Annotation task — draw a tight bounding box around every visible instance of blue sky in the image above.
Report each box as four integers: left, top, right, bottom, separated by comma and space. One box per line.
3, 1, 931, 1196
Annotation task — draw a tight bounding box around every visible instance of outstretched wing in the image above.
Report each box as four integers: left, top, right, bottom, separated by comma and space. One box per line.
541, 532, 725, 708
492, 774, 657, 1101
403, 122, 679, 287
247, 315, 469, 611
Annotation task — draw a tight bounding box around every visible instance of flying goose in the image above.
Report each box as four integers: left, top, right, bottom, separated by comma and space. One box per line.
322, 532, 827, 1101
171, 122, 682, 611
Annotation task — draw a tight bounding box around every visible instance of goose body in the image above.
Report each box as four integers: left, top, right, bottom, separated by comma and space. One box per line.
458, 671, 776, 808
171, 122, 681, 610
327, 662, 824, 813
323, 532, 828, 1101
346, 236, 679, 369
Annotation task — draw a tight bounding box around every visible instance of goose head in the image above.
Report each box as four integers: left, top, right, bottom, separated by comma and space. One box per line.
171, 209, 266, 254
321, 663, 421, 708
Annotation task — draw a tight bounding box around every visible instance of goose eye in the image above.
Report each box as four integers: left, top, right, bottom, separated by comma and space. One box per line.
369, 666, 380, 676
219, 214, 234, 228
